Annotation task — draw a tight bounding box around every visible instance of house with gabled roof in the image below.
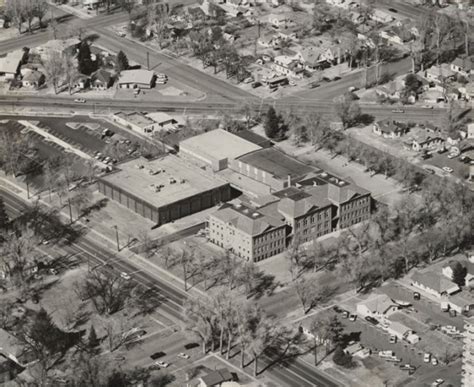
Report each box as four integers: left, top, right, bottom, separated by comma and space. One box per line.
373, 119, 407, 139
198, 368, 234, 387
0, 50, 24, 81
117, 69, 155, 89
91, 69, 113, 90
21, 70, 45, 89
451, 55, 473, 77
357, 294, 400, 319
411, 271, 460, 298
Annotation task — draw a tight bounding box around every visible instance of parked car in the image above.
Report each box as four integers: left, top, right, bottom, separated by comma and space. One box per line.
150, 352, 166, 360
391, 108, 404, 113
120, 272, 131, 280
400, 364, 415, 371
74, 98, 86, 103
413, 292, 421, 300
365, 316, 379, 325
389, 335, 397, 344
184, 343, 199, 350
251, 81, 262, 88
342, 311, 350, 319
117, 31, 126, 37
309, 82, 320, 89
349, 314, 357, 322
333, 306, 344, 313
431, 357, 438, 365
243, 77, 254, 84
432, 379, 444, 386
424, 353, 431, 363
155, 361, 169, 368
442, 166, 453, 173
177, 352, 190, 359
447, 153, 458, 159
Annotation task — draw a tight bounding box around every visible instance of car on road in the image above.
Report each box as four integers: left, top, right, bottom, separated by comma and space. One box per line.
155, 361, 169, 368
74, 98, 86, 103
424, 353, 431, 363
156, 73, 167, 79
365, 316, 379, 325
177, 352, 190, 360
184, 343, 199, 350
388, 7, 398, 13
442, 166, 453, 173
117, 31, 126, 37
150, 352, 166, 360
243, 77, 254, 84
333, 76, 341, 81
432, 379, 444, 386
422, 105, 434, 109
349, 314, 357, 322
120, 272, 131, 280
391, 108, 404, 113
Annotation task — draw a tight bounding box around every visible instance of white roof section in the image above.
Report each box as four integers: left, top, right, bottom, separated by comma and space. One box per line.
179, 129, 262, 161
0, 50, 23, 74
118, 69, 154, 85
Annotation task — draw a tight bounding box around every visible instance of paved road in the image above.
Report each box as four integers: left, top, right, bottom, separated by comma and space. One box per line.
1, 95, 468, 123
1, 187, 341, 387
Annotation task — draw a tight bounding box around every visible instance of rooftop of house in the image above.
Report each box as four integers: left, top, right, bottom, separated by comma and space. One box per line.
22, 70, 44, 82
179, 129, 262, 161
236, 148, 314, 180
0, 50, 24, 74
423, 64, 456, 78
412, 271, 460, 294
210, 202, 285, 237
118, 69, 155, 85
0, 328, 23, 358
375, 119, 405, 134
452, 55, 473, 71
100, 155, 228, 208
145, 112, 180, 125
358, 294, 398, 314
91, 68, 112, 84
115, 112, 155, 129
199, 368, 233, 387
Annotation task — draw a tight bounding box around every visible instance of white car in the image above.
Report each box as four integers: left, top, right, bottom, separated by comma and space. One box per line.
447, 153, 458, 159
155, 361, 169, 368
120, 272, 131, 280
156, 79, 167, 85
442, 166, 453, 173
117, 31, 126, 37
74, 98, 86, 103
432, 379, 444, 387
431, 357, 438, 365
177, 352, 190, 359
424, 353, 431, 363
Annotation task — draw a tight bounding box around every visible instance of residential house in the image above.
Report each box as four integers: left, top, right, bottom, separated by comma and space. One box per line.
145, 112, 183, 132
267, 12, 293, 29
73, 74, 90, 90
411, 271, 460, 298
408, 127, 445, 152
0, 50, 24, 81
21, 70, 45, 89
451, 55, 474, 78
371, 9, 395, 24
468, 123, 474, 140
442, 257, 474, 287
198, 368, 234, 387
385, 321, 420, 344
273, 55, 304, 78
420, 64, 456, 84
91, 69, 113, 90
208, 202, 287, 262
117, 69, 155, 89
372, 119, 407, 139
258, 34, 275, 48
276, 26, 299, 42
296, 47, 334, 71
357, 294, 400, 319
447, 292, 474, 314
379, 30, 403, 45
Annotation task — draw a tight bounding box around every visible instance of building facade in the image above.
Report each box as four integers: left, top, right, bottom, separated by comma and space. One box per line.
208, 203, 286, 262
463, 317, 474, 387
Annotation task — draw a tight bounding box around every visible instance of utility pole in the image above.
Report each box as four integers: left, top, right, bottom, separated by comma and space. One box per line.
112, 225, 120, 251
147, 51, 150, 70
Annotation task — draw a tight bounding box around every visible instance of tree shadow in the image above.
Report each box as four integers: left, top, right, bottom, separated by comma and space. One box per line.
81, 198, 109, 218
248, 272, 279, 300
130, 287, 166, 317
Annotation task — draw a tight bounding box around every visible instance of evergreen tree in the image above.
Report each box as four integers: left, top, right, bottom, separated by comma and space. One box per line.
88, 325, 99, 349
0, 196, 9, 230
116, 50, 129, 73
77, 41, 95, 75
264, 106, 280, 139
452, 262, 467, 287
332, 345, 354, 368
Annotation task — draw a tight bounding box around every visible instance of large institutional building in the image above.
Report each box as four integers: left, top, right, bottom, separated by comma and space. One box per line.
100, 128, 372, 261
463, 316, 474, 387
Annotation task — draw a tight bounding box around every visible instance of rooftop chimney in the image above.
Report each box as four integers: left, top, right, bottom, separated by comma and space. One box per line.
287, 174, 291, 187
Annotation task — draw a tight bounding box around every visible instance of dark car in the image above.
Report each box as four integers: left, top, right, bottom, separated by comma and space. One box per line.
413, 292, 421, 300
150, 351, 166, 360
388, 7, 398, 13
251, 81, 262, 88
309, 82, 320, 89
184, 343, 199, 350
333, 306, 344, 313
365, 316, 379, 325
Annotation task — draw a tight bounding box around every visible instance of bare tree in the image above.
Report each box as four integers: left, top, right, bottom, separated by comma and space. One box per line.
75, 269, 136, 315
23, 0, 37, 33
70, 186, 93, 220
5, 0, 26, 34
33, 0, 49, 28
42, 51, 64, 94
293, 278, 334, 314
63, 52, 79, 96
183, 297, 215, 354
